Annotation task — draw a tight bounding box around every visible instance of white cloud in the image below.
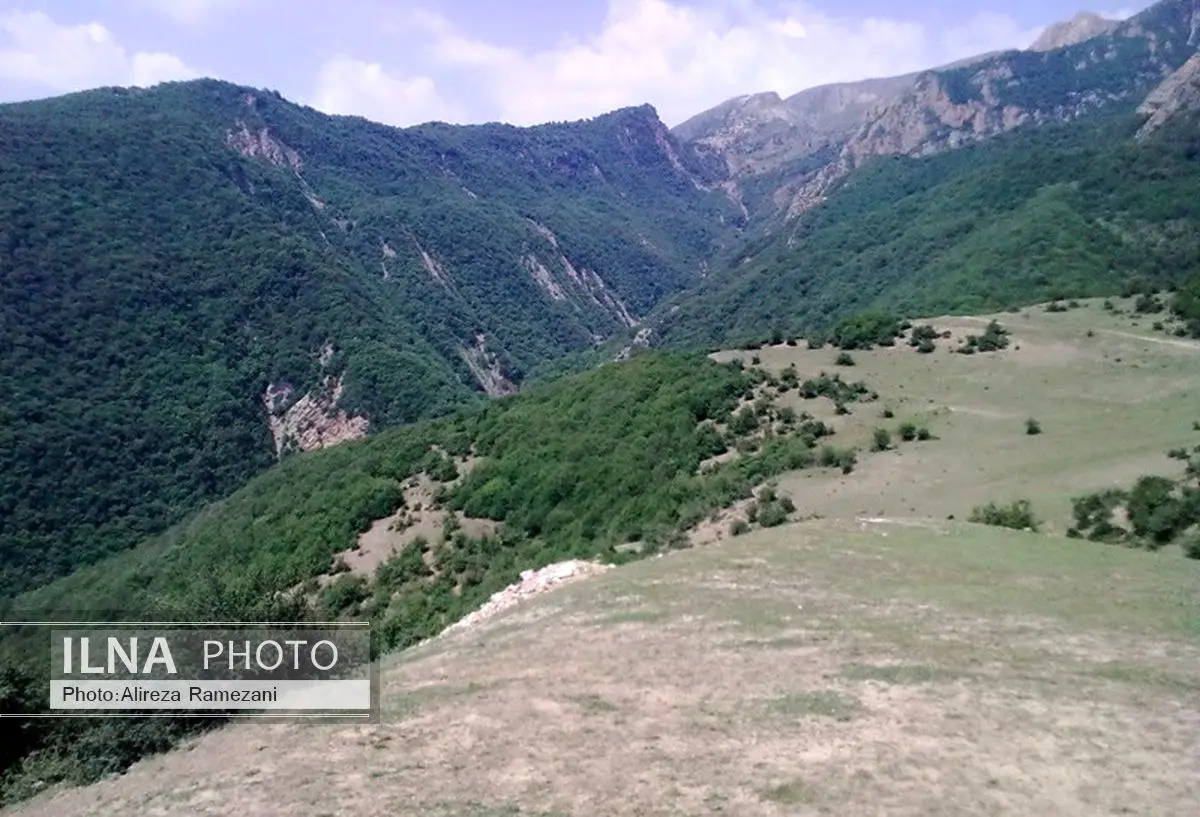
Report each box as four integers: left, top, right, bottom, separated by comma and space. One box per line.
310, 56, 463, 127
0, 11, 198, 92
342, 0, 1049, 128
137, 0, 246, 27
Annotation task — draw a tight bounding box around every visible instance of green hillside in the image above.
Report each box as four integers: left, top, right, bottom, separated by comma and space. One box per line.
651, 112, 1200, 350
0, 351, 863, 799
0, 80, 739, 598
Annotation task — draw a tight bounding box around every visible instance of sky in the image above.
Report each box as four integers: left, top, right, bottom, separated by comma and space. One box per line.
0, 0, 1151, 128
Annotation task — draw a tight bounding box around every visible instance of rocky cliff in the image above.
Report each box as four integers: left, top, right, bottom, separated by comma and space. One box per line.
1029, 12, 1120, 52
675, 0, 1200, 222
1136, 51, 1200, 137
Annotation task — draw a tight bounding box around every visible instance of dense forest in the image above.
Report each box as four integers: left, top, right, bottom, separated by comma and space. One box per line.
652, 111, 1200, 350
0, 81, 740, 598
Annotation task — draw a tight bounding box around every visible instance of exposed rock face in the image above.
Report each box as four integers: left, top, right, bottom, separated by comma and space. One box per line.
675, 0, 1200, 223
1136, 51, 1200, 137
674, 78, 918, 178
263, 374, 368, 456
525, 219, 638, 328
225, 122, 302, 171
459, 334, 518, 397
1029, 12, 1120, 52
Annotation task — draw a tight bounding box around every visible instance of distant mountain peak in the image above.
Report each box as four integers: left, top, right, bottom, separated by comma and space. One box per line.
1029, 10, 1120, 51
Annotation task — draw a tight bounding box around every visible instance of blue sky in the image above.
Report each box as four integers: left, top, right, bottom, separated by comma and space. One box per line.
0, 0, 1150, 127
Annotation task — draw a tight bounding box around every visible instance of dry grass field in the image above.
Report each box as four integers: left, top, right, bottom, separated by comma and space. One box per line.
10, 297, 1200, 817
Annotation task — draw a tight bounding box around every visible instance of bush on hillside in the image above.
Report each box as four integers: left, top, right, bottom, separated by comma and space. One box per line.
828, 310, 902, 350
898, 422, 918, 442
969, 499, 1039, 532
835, 351, 856, 366
1025, 418, 1042, 435
871, 428, 892, 452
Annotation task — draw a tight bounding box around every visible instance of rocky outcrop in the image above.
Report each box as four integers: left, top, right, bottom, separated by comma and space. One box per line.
263, 374, 368, 456
1030, 12, 1119, 52
677, 0, 1200, 223
525, 219, 638, 328
459, 334, 518, 397
439, 559, 612, 636
1136, 52, 1200, 137
225, 122, 302, 171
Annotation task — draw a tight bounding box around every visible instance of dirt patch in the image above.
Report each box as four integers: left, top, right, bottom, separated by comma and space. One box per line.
687, 498, 756, 547
325, 456, 497, 582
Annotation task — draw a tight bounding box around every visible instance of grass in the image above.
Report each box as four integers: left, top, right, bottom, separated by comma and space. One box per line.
768, 690, 862, 721
11, 296, 1200, 817
721, 297, 1200, 531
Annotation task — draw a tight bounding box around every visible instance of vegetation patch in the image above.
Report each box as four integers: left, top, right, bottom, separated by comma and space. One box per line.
841, 663, 961, 685
969, 500, 1040, 532
768, 690, 862, 722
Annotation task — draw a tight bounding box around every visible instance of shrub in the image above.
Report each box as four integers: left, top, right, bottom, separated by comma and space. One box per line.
730, 407, 759, 436
1126, 475, 1184, 544
871, 428, 892, 452
757, 502, 790, 528
819, 446, 839, 467
968, 500, 1039, 532
828, 310, 902, 350
909, 325, 939, 345
916, 338, 936, 354
917, 427, 932, 440
834, 351, 855, 366
1103, 299, 1115, 311
898, 422, 918, 442
751, 354, 761, 365
730, 519, 750, 537
837, 449, 857, 474
807, 336, 825, 350
1045, 301, 1068, 313
974, 320, 1010, 352
1025, 418, 1042, 435
319, 574, 370, 617
1135, 294, 1163, 314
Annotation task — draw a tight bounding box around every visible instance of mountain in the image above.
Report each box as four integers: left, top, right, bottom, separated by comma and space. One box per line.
1029, 11, 1121, 51
674, 0, 1200, 221
0, 80, 742, 598
648, 0, 1200, 349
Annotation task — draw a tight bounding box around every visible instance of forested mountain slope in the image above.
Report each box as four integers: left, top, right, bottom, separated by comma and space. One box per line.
0, 79, 740, 598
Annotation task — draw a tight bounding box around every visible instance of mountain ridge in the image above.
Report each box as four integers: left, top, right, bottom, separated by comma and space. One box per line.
674, 0, 1200, 223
